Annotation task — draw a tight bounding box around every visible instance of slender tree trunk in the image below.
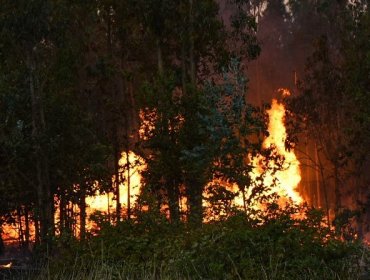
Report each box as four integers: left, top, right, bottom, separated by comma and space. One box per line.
314, 142, 321, 207
184, 0, 203, 226
107, 9, 122, 223
34, 215, 40, 245
28, 49, 54, 245
114, 135, 121, 222
316, 143, 330, 225
334, 164, 341, 215
188, 0, 195, 85
59, 193, 65, 234
71, 204, 76, 236
123, 78, 131, 221
157, 38, 164, 75
126, 148, 131, 220
107, 192, 111, 223
187, 178, 203, 226
242, 187, 247, 214
0, 226, 4, 256
181, 41, 187, 96
17, 207, 24, 245
167, 181, 180, 223
24, 207, 30, 249
79, 187, 86, 241
64, 202, 73, 234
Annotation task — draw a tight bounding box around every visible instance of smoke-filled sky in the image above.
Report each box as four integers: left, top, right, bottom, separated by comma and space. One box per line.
219, 0, 339, 104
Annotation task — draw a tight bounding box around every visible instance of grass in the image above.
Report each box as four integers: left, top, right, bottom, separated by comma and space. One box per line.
8, 208, 370, 280
26, 255, 367, 280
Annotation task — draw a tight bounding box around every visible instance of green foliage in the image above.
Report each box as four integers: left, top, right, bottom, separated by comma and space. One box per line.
42, 206, 368, 280
138, 58, 267, 224
287, 2, 370, 225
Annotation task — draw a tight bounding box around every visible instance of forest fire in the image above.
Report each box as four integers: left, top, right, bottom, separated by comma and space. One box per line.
226, 91, 303, 213
92, 152, 142, 210
0, 94, 305, 243
250, 91, 302, 205
86, 151, 143, 220
2, 96, 304, 242
1, 2, 368, 278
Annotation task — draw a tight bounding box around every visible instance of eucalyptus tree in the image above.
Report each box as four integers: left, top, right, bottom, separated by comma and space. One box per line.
137, 0, 261, 225
0, 0, 112, 244
0, 0, 59, 245
287, 1, 370, 233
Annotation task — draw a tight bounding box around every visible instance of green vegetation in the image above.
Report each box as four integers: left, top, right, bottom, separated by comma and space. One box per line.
32, 206, 369, 279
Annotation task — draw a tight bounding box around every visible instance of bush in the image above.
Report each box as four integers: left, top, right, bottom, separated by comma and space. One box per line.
39, 205, 369, 280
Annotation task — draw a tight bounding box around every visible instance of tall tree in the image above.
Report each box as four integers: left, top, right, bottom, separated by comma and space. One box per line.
288, 1, 370, 232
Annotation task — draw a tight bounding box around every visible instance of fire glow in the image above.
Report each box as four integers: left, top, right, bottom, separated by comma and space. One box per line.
0, 262, 12, 269
250, 93, 302, 205
229, 90, 303, 211
1, 94, 303, 242
84, 92, 303, 221
129, 90, 302, 213
86, 151, 143, 217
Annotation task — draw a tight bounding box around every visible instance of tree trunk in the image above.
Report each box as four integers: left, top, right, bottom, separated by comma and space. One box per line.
24, 207, 30, 249
0, 227, 4, 256
34, 215, 40, 245
157, 38, 164, 75
28, 49, 54, 246
114, 134, 121, 222
334, 164, 341, 216
242, 186, 247, 213
187, 178, 203, 226
59, 193, 65, 234
167, 181, 180, 223
79, 187, 86, 241
17, 207, 24, 245
126, 148, 131, 220
181, 41, 187, 96
316, 142, 330, 225
314, 141, 321, 207
188, 0, 196, 85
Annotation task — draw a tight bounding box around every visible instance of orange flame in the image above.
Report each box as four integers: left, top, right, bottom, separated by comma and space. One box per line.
86, 151, 144, 217
2, 93, 304, 240
0, 262, 12, 269
251, 93, 302, 205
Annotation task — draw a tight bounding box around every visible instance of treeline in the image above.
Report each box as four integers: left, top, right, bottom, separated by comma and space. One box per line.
0, 0, 262, 248
0, 0, 369, 251
285, 0, 370, 238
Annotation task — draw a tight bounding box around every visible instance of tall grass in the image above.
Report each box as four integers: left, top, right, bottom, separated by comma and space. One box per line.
28, 254, 367, 280
12, 208, 370, 280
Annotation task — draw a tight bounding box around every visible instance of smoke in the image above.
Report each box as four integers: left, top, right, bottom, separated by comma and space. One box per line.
246, 0, 333, 104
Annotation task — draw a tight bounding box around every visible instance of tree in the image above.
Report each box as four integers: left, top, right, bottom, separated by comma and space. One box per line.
137, 1, 261, 225
0, 0, 56, 244
0, 0, 112, 245
287, 1, 370, 233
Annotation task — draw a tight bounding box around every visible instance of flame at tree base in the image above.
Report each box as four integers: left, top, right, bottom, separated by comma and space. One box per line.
206, 91, 303, 217
0, 92, 304, 242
